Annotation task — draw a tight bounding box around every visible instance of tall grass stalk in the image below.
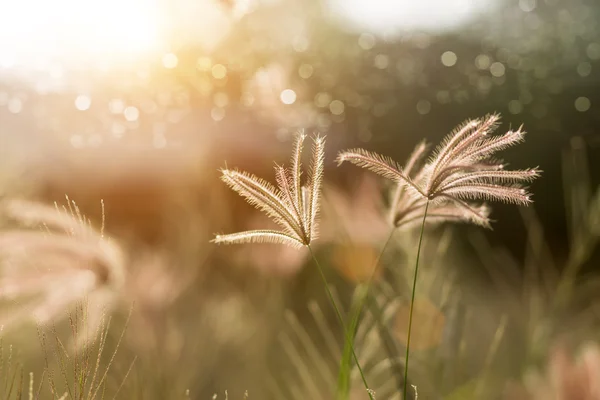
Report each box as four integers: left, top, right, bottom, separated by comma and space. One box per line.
307, 245, 374, 400
366, 297, 405, 392
403, 201, 429, 400
352, 228, 396, 318
337, 287, 366, 400
308, 228, 395, 400
340, 229, 398, 395
321, 182, 401, 395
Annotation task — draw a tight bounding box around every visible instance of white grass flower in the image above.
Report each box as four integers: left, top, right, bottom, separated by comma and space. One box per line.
337, 114, 541, 228
0, 198, 125, 343
212, 133, 325, 248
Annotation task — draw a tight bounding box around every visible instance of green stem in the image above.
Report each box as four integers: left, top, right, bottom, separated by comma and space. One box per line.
321, 190, 397, 337
403, 200, 429, 400
307, 245, 374, 400
341, 227, 396, 398
366, 297, 405, 392
354, 228, 396, 318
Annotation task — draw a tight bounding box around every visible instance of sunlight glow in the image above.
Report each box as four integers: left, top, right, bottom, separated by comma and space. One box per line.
0, 0, 162, 69
327, 0, 498, 36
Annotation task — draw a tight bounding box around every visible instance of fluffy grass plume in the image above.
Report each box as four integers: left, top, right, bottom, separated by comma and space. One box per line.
212, 133, 325, 248
0, 198, 125, 347
338, 114, 541, 400
337, 114, 541, 228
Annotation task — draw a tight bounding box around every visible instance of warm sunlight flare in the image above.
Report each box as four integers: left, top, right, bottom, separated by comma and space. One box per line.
326, 0, 499, 36
0, 0, 162, 69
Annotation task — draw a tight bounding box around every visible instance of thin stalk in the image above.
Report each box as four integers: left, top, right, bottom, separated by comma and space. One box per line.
342, 228, 397, 394
320, 191, 396, 330
403, 200, 429, 400
366, 297, 405, 393
354, 228, 396, 318
321, 194, 397, 398
307, 245, 374, 400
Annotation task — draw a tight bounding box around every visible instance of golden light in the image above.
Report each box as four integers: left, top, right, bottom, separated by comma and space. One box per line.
0, 0, 163, 69
279, 89, 297, 105
326, 0, 499, 36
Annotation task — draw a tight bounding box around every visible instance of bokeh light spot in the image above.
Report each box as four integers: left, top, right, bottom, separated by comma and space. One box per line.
280, 89, 297, 105
109, 99, 125, 114
74, 95, 91, 111
358, 33, 376, 50
197, 57, 212, 71
213, 92, 229, 108
124, 106, 140, 122
211, 107, 225, 121
416, 99, 431, 115
586, 43, 600, 60
508, 100, 523, 114
575, 96, 591, 112
315, 92, 332, 108
577, 62, 592, 77
475, 54, 492, 70
212, 64, 227, 79
298, 64, 314, 79
329, 100, 345, 115
374, 54, 389, 69
441, 51, 457, 67
7, 98, 22, 114
292, 36, 309, 52
162, 53, 179, 69
518, 0, 536, 12
436, 90, 451, 104
490, 62, 506, 77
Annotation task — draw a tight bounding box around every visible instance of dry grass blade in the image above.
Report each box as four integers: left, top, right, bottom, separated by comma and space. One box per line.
0, 331, 24, 400
33, 301, 133, 400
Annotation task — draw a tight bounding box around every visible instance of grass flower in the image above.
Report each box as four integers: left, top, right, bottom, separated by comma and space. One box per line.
337, 113, 541, 399
0, 198, 125, 343
211, 132, 376, 399
337, 114, 541, 228
386, 140, 492, 229
211, 133, 325, 248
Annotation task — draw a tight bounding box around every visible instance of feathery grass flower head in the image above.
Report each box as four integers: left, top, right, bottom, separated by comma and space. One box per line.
0, 198, 125, 339
227, 213, 310, 276
337, 114, 541, 228
212, 133, 325, 248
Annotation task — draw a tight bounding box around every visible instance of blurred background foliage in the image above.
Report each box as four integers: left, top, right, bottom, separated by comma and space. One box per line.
0, 0, 599, 398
